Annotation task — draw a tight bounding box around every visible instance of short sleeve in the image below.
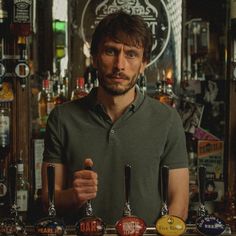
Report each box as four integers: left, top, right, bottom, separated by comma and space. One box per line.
160, 108, 189, 169
43, 107, 66, 164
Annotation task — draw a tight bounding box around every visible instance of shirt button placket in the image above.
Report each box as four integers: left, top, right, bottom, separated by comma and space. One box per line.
109, 128, 116, 142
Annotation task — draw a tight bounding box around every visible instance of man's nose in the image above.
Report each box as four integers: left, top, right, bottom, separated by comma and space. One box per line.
115, 52, 126, 70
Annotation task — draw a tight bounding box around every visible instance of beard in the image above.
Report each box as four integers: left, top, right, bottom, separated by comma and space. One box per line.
98, 71, 138, 96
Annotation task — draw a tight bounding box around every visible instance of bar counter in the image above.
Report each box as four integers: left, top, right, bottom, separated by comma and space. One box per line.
25, 224, 234, 235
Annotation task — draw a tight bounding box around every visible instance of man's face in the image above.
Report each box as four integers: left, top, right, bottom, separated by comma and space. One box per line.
93, 38, 147, 96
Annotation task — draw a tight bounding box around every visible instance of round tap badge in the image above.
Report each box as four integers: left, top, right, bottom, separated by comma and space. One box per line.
80, 0, 171, 67
156, 215, 186, 236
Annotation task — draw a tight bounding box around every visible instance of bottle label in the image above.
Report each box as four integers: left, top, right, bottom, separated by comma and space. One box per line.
0, 113, 10, 147
17, 190, 28, 211
13, 0, 32, 24
17, 163, 24, 172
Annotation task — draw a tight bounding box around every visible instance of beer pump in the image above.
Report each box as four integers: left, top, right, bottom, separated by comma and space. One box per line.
115, 164, 146, 236
75, 160, 105, 236
155, 165, 186, 236
34, 165, 65, 236
0, 164, 25, 235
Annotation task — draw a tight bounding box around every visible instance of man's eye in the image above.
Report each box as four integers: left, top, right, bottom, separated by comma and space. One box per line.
126, 51, 137, 58
104, 48, 115, 55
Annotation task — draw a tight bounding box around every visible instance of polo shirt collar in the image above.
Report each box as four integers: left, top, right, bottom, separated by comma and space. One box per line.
85, 86, 145, 113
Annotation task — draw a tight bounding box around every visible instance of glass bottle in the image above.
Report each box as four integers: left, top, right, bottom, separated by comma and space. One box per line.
38, 79, 47, 132
139, 73, 147, 95
85, 72, 93, 93
153, 79, 174, 106
10, 0, 33, 36
46, 79, 55, 115
54, 84, 67, 106
16, 151, 29, 222
153, 70, 177, 107
0, 107, 10, 159
71, 77, 88, 100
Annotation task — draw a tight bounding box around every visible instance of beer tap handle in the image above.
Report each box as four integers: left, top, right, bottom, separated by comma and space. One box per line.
84, 160, 93, 216
47, 165, 56, 217
198, 166, 206, 206
8, 164, 17, 217
123, 164, 132, 216
161, 165, 169, 216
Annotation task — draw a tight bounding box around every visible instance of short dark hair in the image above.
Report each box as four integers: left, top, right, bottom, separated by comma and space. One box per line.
90, 11, 153, 62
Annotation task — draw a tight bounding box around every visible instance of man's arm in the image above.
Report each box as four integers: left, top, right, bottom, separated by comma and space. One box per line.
168, 168, 189, 220
41, 159, 98, 215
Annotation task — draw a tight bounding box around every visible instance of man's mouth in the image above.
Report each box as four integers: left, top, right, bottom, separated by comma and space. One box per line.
108, 72, 128, 81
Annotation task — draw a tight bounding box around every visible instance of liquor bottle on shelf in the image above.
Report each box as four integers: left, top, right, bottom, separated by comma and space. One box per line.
16, 150, 29, 222
85, 71, 93, 93
46, 78, 55, 115
38, 79, 47, 133
10, 0, 33, 36
63, 69, 69, 99
0, 107, 10, 159
54, 84, 67, 106
71, 77, 88, 100
153, 71, 177, 107
93, 74, 99, 88
139, 73, 147, 95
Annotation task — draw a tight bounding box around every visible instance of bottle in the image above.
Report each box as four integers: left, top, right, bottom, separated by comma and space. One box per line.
37, 79, 47, 133
0, 107, 10, 159
16, 151, 29, 222
153, 78, 174, 107
10, 0, 33, 36
54, 84, 67, 106
46, 79, 55, 115
71, 77, 88, 100
85, 72, 93, 93
139, 73, 147, 95
63, 69, 69, 99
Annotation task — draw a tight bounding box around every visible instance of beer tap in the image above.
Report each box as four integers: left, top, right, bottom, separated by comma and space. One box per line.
115, 164, 146, 236
75, 159, 105, 236
34, 165, 65, 236
0, 164, 25, 235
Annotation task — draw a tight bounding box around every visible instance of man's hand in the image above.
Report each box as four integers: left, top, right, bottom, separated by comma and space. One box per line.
73, 158, 98, 206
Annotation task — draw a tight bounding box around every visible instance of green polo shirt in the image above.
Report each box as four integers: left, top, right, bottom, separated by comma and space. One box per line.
43, 87, 188, 226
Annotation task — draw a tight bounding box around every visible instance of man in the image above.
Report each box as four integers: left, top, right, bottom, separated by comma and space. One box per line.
42, 11, 189, 225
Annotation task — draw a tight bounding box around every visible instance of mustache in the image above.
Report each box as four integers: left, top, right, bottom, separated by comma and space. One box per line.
107, 71, 129, 80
